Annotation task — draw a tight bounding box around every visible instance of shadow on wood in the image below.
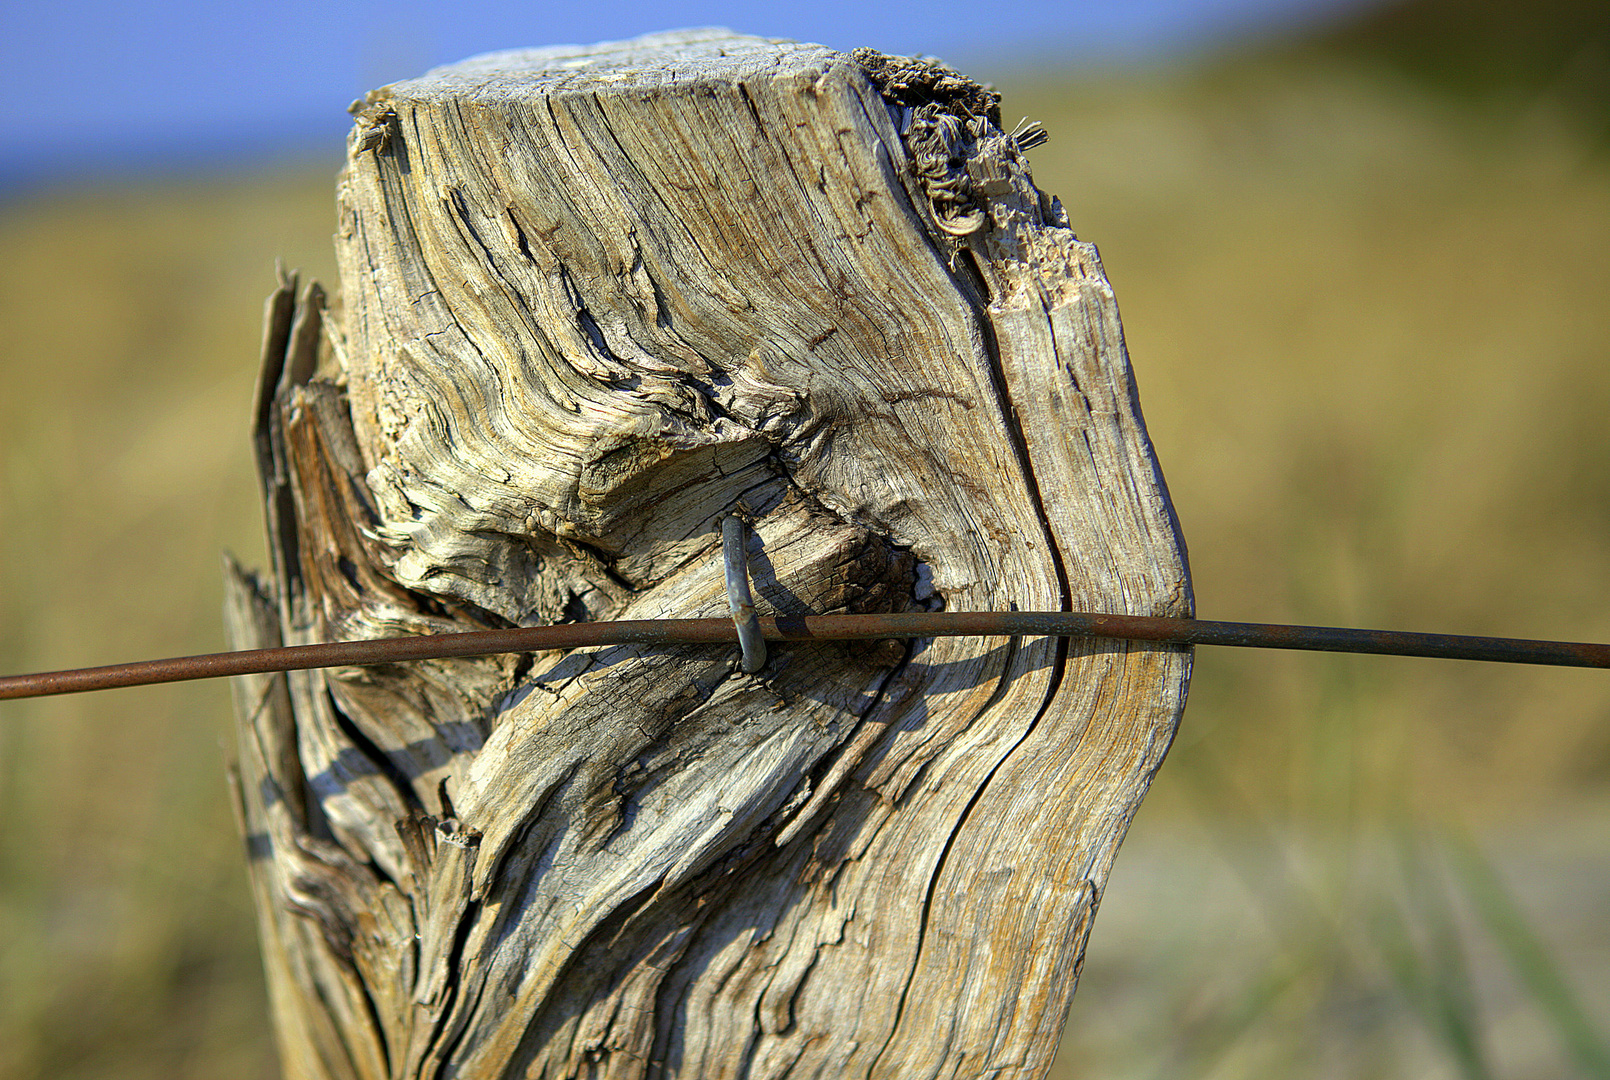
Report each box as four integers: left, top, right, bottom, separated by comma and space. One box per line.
224, 29, 1192, 1080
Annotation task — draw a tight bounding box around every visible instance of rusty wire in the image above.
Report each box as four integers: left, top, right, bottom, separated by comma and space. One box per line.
4, 610, 1610, 700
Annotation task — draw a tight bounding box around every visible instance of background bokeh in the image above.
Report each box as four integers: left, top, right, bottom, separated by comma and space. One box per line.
2, 1, 1609, 1076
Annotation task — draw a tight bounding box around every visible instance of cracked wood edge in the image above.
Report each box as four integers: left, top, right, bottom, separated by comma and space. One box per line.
226, 29, 1192, 1080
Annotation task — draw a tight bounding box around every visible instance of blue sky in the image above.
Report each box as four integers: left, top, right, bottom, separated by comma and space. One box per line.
1, 0, 1380, 190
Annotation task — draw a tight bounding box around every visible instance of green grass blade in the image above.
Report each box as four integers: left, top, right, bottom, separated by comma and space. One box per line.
1448, 835, 1610, 1079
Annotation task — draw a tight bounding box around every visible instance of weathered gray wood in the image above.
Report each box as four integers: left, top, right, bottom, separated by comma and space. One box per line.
226, 29, 1192, 1080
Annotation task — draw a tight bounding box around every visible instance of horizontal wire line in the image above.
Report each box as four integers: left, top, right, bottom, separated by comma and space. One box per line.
4, 611, 1610, 700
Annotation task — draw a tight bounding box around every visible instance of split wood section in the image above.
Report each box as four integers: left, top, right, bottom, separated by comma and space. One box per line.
225, 29, 1193, 1080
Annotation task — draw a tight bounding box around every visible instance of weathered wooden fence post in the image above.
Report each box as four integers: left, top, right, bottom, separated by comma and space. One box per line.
224, 29, 1192, 1080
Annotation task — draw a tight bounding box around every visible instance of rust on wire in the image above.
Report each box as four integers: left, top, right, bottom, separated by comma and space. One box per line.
4, 611, 1610, 700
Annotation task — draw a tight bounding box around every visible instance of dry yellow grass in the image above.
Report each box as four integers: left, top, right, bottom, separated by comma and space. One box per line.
0, 168, 337, 1079
1003, 58, 1610, 1077
1006, 59, 1610, 823
0, 55, 1606, 1079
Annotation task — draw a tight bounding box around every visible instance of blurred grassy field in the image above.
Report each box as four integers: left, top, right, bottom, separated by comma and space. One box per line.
3, 29, 1610, 1080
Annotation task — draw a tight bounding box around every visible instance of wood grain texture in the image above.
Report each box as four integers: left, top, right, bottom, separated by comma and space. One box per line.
226, 29, 1192, 1079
